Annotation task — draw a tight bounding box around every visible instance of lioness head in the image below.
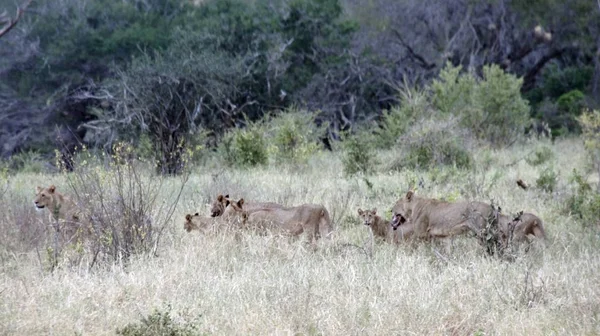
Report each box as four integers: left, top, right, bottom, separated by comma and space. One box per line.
390, 191, 414, 230
184, 213, 200, 232
33, 185, 57, 210
222, 198, 249, 223
357, 208, 378, 226
210, 194, 230, 217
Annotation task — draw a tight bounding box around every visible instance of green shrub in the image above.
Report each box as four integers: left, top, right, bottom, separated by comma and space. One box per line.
566, 170, 600, 226
6, 151, 46, 174
431, 63, 530, 146
375, 86, 430, 148
536, 168, 558, 193
388, 117, 473, 171
432, 62, 476, 115
470, 64, 530, 144
117, 306, 201, 336
556, 90, 585, 116
265, 108, 326, 164
526, 146, 555, 166
341, 131, 377, 176
220, 122, 268, 167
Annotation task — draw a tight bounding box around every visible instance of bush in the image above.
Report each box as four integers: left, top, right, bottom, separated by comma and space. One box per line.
536, 168, 558, 193
374, 86, 430, 148
340, 131, 378, 176
6, 151, 46, 174
432, 62, 476, 116
526, 146, 554, 166
470, 64, 530, 145
388, 116, 474, 171
219, 122, 268, 168
432, 63, 530, 146
578, 109, 600, 193
566, 170, 600, 227
54, 143, 189, 268
117, 305, 201, 336
265, 108, 326, 164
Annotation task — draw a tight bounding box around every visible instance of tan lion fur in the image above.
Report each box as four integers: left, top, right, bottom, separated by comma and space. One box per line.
357, 208, 397, 243
225, 199, 332, 242
33, 185, 90, 241
210, 194, 282, 217
391, 191, 494, 240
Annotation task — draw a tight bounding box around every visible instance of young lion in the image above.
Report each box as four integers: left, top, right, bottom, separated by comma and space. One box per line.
391, 190, 494, 240
210, 194, 282, 217
357, 208, 395, 243
225, 198, 332, 242
184, 213, 213, 232
33, 185, 88, 240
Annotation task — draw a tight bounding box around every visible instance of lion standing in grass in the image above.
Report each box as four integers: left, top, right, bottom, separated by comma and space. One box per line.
33, 185, 89, 242
391, 191, 495, 240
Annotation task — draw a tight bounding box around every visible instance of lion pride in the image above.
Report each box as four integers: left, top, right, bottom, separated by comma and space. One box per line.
226, 198, 332, 242
390, 191, 495, 240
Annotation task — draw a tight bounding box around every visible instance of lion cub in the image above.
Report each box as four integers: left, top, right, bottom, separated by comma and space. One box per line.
357, 208, 403, 243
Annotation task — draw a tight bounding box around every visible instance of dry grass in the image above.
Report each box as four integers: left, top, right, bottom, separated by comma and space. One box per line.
1, 138, 599, 335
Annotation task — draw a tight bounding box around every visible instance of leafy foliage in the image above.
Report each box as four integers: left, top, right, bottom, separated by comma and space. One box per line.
117, 305, 201, 336
219, 121, 269, 168
341, 131, 377, 176
266, 107, 326, 165
432, 63, 530, 146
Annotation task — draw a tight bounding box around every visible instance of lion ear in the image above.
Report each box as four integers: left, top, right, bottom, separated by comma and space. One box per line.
224, 194, 230, 199
194, 212, 199, 216
406, 190, 414, 201
372, 208, 377, 214
36, 186, 43, 193
185, 214, 192, 221
238, 198, 244, 207
48, 185, 56, 193
357, 208, 363, 216
217, 195, 223, 202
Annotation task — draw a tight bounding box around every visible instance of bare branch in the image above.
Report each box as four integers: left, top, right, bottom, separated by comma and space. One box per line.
0, 0, 33, 39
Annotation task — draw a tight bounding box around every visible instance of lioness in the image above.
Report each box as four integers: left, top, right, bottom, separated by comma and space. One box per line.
498, 211, 546, 247
390, 191, 494, 240
357, 208, 397, 243
184, 213, 213, 232
210, 194, 282, 217
33, 185, 89, 241
227, 198, 332, 242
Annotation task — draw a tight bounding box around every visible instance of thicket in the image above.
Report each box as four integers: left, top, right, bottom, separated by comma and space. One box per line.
1, 0, 599, 169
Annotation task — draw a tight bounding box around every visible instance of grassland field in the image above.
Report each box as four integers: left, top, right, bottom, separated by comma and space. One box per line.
1, 138, 599, 335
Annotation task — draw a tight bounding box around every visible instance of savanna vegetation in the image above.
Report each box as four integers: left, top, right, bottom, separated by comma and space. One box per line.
1, 0, 600, 335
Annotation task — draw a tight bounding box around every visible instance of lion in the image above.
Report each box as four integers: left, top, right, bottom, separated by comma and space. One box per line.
210, 194, 282, 217
33, 185, 90, 241
184, 212, 214, 233
225, 198, 332, 242
390, 191, 495, 240
357, 207, 397, 243
498, 210, 546, 247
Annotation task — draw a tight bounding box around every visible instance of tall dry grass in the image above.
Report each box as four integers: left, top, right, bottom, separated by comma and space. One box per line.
0, 138, 599, 335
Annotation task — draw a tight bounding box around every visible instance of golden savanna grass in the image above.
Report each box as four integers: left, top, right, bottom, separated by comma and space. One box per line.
1, 138, 599, 335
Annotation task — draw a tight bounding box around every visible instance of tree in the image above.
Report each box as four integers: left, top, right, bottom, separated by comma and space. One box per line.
0, 0, 32, 38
